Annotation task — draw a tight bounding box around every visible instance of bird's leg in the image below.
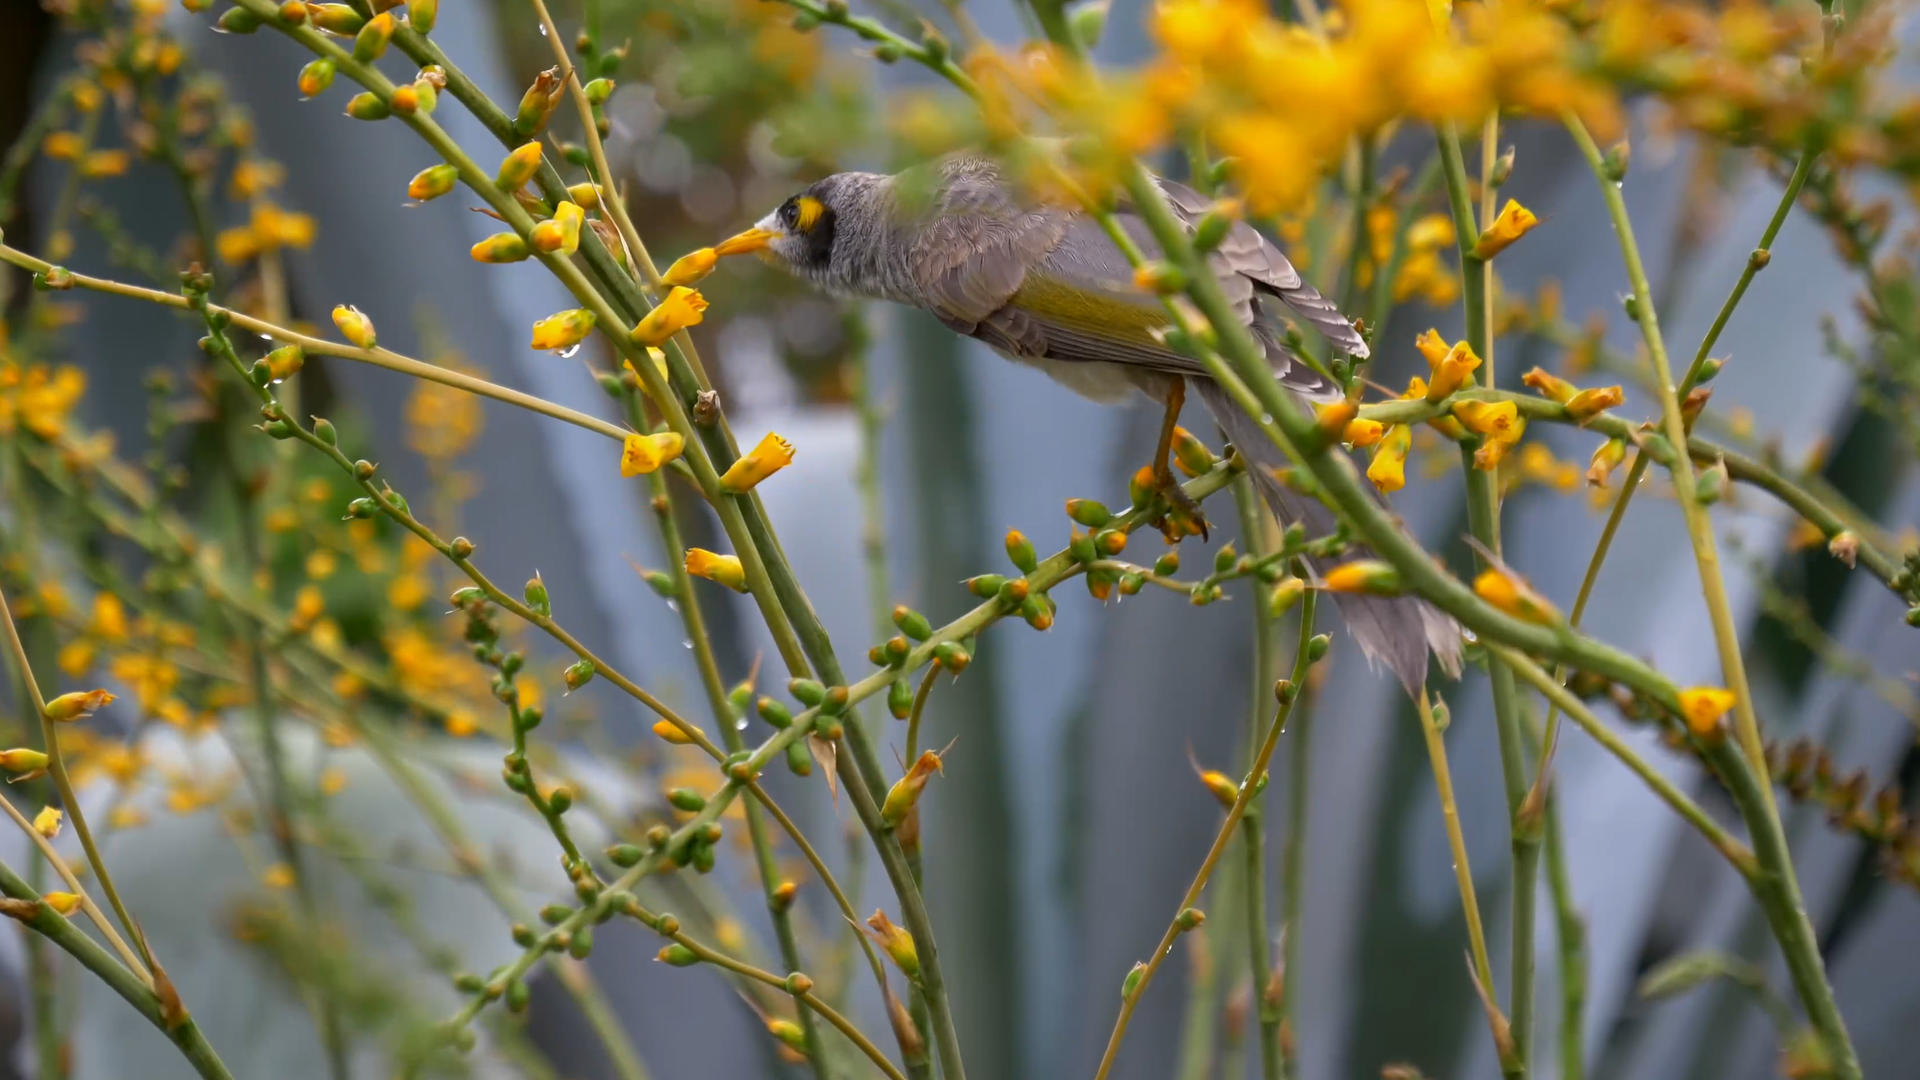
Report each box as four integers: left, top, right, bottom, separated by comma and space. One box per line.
1149, 379, 1210, 540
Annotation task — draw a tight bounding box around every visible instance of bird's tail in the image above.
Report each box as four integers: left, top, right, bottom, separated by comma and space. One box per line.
1194, 380, 1461, 697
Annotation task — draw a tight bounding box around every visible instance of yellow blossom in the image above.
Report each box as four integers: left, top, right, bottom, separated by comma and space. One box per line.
684, 548, 748, 593
1473, 568, 1561, 624
319, 768, 348, 796
108, 806, 147, 829
1367, 423, 1411, 493
443, 710, 478, 738
0, 749, 48, 778
652, 719, 695, 744
262, 863, 296, 889
530, 200, 584, 255
1677, 687, 1737, 739
1451, 399, 1520, 441
1322, 559, 1403, 595
1342, 417, 1386, 447
1473, 199, 1541, 259
865, 910, 920, 977
56, 641, 93, 678
1425, 340, 1482, 402
1564, 385, 1625, 422
42, 132, 82, 160
530, 309, 597, 351
1414, 327, 1450, 367
629, 287, 709, 347
78, 150, 129, 178
387, 574, 428, 610
1588, 437, 1627, 487
331, 305, 376, 349
494, 141, 544, 190
621, 431, 686, 477
881, 749, 946, 827
718, 432, 795, 494
33, 806, 62, 838
663, 247, 719, 287
89, 593, 128, 640
45, 689, 114, 723
42, 892, 82, 916
1521, 366, 1576, 403
407, 164, 457, 202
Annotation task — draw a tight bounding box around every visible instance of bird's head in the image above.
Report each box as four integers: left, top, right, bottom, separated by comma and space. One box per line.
715, 172, 883, 289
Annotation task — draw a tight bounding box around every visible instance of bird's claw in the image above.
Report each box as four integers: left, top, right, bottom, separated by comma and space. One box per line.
1154, 468, 1210, 542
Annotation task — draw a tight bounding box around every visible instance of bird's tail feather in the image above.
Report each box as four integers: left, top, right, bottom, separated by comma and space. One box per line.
1194, 381, 1461, 697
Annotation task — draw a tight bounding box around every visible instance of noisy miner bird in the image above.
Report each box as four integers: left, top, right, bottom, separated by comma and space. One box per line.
717, 154, 1460, 694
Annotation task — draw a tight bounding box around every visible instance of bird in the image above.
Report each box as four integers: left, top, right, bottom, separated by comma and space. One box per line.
717, 153, 1460, 695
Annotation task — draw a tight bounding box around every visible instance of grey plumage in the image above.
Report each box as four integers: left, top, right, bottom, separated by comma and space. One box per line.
734, 154, 1461, 694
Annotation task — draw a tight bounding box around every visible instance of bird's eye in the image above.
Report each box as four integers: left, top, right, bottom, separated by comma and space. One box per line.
777, 200, 799, 227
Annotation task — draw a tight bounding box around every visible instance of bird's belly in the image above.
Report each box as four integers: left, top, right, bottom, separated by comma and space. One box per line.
996, 351, 1147, 403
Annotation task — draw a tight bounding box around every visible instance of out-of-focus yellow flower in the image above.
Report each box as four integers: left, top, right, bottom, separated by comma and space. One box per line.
229, 159, 285, 199
405, 362, 483, 462
331, 305, 376, 349
42, 132, 83, 160
1677, 686, 1737, 739
1473, 567, 1560, 624
216, 202, 317, 264
1367, 423, 1411, 493
2, 364, 88, 440
89, 593, 127, 640
621, 432, 685, 477
1473, 199, 1540, 259
57, 640, 93, 678
684, 548, 747, 593
662, 247, 719, 287
629, 287, 708, 347
718, 432, 795, 494
530, 309, 596, 351
108, 806, 147, 829
42, 892, 82, 916
1322, 559, 1403, 594
78, 150, 130, 178
33, 806, 62, 838
262, 863, 296, 889
319, 768, 348, 796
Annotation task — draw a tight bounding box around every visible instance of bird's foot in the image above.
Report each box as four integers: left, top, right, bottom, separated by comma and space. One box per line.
1151, 465, 1210, 543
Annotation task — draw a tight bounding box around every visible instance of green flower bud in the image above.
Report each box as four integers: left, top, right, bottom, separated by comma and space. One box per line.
564, 659, 594, 689
756, 696, 792, 728
666, 788, 706, 813
892, 605, 932, 641
569, 925, 593, 958
658, 944, 699, 967
524, 574, 550, 617
785, 740, 813, 776
888, 677, 913, 719
1065, 498, 1111, 528
216, 6, 264, 33
607, 843, 644, 867
352, 11, 395, 61
966, 574, 1007, 598
788, 678, 826, 706
539, 904, 571, 925
409, 0, 438, 34
1121, 961, 1146, 1000
344, 92, 390, 121
1005, 529, 1038, 573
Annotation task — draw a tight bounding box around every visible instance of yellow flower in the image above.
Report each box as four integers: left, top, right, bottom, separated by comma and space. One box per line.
718, 432, 795, 493
864, 910, 920, 977
1321, 559, 1402, 595
1587, 437, 1627, 487
1425, 340, 1482, 402
881, 749, 946, 826
331, 305, 376, 349
652, 718, 695, 744
1473, 568, 1560, 624
471, 231, 530, 263
1367, 424, 1410, 493
1473, 199, 1541, 259
1451, 399, 1519, 440
1413, 327, 1450, 367
319, 768, 348, 796
530, 309, 597, 351
89, 593, 128, 640
45, 689, 114, 723
629, 287, 708, 347
685, 548, 747, 592
1342, 417, 1385, 447
1677, 687, 1737, 739
621, 432, 686, 477
42, 892, 82, 916
262, 863, 296, 889
407, 164, 457, 202
662, 247, 719, 287
1521, 366, 1576, 404
57, 641, 93, 678
78, 150, 129, 178
530, 201, 583, 255
443, 710, 477, 738
42, 131, 82, 160
0, 749, 48, 777
32, 806, 62, 838
1563, 385, 1624, 423
494, 141, 544, 190
108, 806, 147, 829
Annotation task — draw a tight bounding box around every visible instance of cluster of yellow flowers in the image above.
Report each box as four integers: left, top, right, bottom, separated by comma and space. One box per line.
0, 363, 88, 440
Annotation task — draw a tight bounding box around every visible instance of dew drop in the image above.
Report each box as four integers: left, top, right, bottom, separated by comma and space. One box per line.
537, 22, 548, 34
270, 377, 285, 386
681, 639, 694, 649
664, 600, 679, 613
734, 717, 749, 731
557, 344, 582, 358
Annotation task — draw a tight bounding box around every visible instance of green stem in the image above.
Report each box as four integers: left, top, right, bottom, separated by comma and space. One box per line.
1092, 590, 1318, 1080
0, 859, 232, 1079
1437, 121, 1534, 1075
1563, 114, 1858, 1078
1232, 479, 1284, 1080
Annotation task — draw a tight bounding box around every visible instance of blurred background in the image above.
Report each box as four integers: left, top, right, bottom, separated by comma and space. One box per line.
1, 0, 1917, 1078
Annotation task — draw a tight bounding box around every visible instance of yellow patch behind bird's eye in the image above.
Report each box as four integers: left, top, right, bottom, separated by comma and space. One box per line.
794, 196, 825, 232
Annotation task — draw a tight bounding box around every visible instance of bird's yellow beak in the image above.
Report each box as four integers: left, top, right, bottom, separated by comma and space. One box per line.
715, 228, 776, 256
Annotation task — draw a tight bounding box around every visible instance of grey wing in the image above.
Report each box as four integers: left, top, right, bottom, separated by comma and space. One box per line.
1156, 177, 1371, 360
912, 200, 1341, 401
